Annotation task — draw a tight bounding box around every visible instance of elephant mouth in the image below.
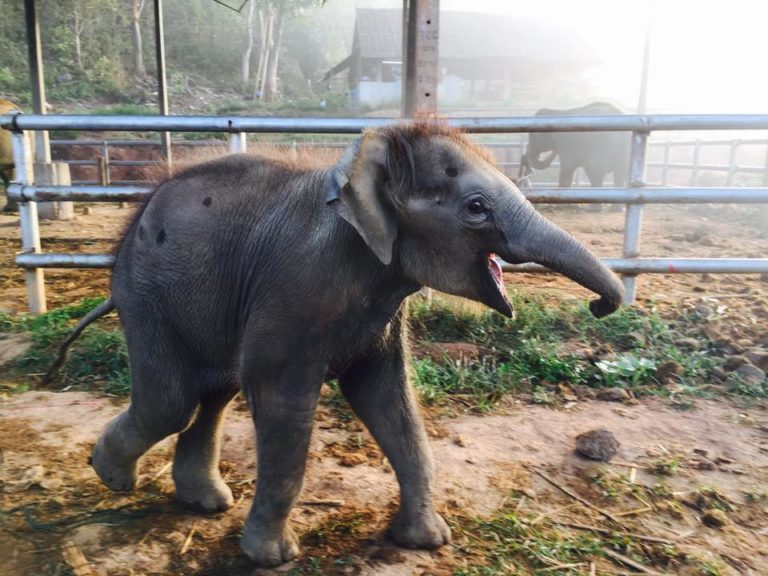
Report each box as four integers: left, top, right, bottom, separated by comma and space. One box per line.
478, 254, 513, 317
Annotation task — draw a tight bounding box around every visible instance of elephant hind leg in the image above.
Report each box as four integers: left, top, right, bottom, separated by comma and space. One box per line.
91, 327, 201, 492
92, 399, 198, 493
173, 384, 239, 512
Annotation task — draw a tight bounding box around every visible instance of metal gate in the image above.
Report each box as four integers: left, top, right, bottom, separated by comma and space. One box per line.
2, 112, 768, 314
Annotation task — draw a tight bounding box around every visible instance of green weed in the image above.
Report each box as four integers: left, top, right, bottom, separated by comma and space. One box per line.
91, 103, 157, 116
650, 457, 681, 477
407, 289, 750, 408
454, 511, 607, 575
0, 297, 129, 394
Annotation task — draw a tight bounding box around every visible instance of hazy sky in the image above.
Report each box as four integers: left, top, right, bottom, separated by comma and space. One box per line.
358, 0, 768, 113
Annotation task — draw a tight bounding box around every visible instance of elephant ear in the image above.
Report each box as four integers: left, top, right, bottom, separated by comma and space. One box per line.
325, 131, 397, 265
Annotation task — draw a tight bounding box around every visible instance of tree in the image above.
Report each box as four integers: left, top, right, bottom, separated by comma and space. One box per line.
241, 0, 255, 92
130, 0, 147, 76
73, 0, 85, 70
249, 0, 322, 102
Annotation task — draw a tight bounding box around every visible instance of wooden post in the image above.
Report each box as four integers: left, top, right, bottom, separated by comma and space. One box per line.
154, 0, 172, 169
402, 0, 439, 304
402, 0, 440, 117
36, 162, 73, 220
24, 0, 50, 164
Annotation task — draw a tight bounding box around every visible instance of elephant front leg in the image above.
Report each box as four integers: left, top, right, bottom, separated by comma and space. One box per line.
339, 323, 450, 549
240, 363, 323, 567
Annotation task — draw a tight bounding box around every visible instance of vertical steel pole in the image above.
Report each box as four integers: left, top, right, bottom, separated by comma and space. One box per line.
637, 17, 651, 114
13, 130, 46, 313
691, 139, 701, 186
726, 140, 739, 187
228, 132, 247, 154
622, 131, 648, 305
23, 0, 51, 164
154, 0, 171, 169
661, 140, 670, 185
762, 142, 768, 187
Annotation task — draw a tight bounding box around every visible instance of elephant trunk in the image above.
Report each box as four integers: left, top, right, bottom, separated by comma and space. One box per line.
500, 205, 624, 318
521, 149, 557, 171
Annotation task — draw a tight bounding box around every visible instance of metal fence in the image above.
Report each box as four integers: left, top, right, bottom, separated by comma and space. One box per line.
2, 112, 768, 314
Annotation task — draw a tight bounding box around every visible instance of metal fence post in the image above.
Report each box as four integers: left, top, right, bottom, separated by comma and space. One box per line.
228, 132, 247, 154
726, 140, 739, 186
661, 140, 670, 185
691, 139, 701, 185
763, 142, 768, 187
12, 129, 46, 313
622, 130, 649, 305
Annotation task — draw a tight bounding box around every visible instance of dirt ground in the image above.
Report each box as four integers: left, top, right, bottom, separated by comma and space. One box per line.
1, 201, 767, 575
0, 391, 766, 576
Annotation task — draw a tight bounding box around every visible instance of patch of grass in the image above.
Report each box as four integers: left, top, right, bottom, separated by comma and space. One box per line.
453, 511, 610, 575
91, 103, 157, 116
591, 467, 643, 501
726, 373, 768, 398
650, 457, 681, 477
407, 289, 751, 408
412, 356, 516, 408
595, 355, 657, 388
0, 297, 129, 394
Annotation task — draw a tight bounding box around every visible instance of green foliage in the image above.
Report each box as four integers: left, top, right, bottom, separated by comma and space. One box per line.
595, 355, 657, 388
407, 289, 753, 408
1, 297, 129, 394
412, 357, 516, 408
455, 512, 606, 575
0, 0, 345, 107
651, 457, 681, 476
91, 104, 157, 116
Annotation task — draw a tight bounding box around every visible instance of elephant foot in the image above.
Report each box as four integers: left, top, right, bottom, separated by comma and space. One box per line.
90, 440, 138, 492
241, 523, 300, 567
175, 475, 234, 513
389, 508, 451, 550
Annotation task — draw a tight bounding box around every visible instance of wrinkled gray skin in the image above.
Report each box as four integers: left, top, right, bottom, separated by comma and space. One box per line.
520, 102, 631, 188
83, 124, 623, 567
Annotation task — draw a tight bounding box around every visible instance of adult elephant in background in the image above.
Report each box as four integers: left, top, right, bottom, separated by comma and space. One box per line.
520, 102, 631, 188
0, 99, 21, 212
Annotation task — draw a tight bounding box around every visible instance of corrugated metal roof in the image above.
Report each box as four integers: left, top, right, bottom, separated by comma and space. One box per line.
356, 8, 593, 62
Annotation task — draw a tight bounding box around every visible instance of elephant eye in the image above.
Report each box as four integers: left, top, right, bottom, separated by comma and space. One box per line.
468, 199, 486, 214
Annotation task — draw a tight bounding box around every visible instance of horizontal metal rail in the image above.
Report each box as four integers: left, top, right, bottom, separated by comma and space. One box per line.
9, 183, 768, 204
522, 188, 768, 204
16, 253, 116, 268
8, 184, 150, 202
646, 162, 765, 173
650, 138, 768, 147
504, 258, 768, 275
6, 113, 768, 133
17, 252, 768, 275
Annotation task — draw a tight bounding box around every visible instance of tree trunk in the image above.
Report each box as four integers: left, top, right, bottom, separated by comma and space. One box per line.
253, 8, 267, 99
131, 0, 146, 77
74, 1, 84, 71
262, 2, 284, 102
241, 0, 255, 92
257, 4, 274, 101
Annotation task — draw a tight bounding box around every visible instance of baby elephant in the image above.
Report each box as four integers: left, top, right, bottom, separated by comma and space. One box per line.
53, 121, 623, 566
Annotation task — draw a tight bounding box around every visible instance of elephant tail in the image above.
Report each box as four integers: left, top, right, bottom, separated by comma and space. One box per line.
43, 296, 116, 385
